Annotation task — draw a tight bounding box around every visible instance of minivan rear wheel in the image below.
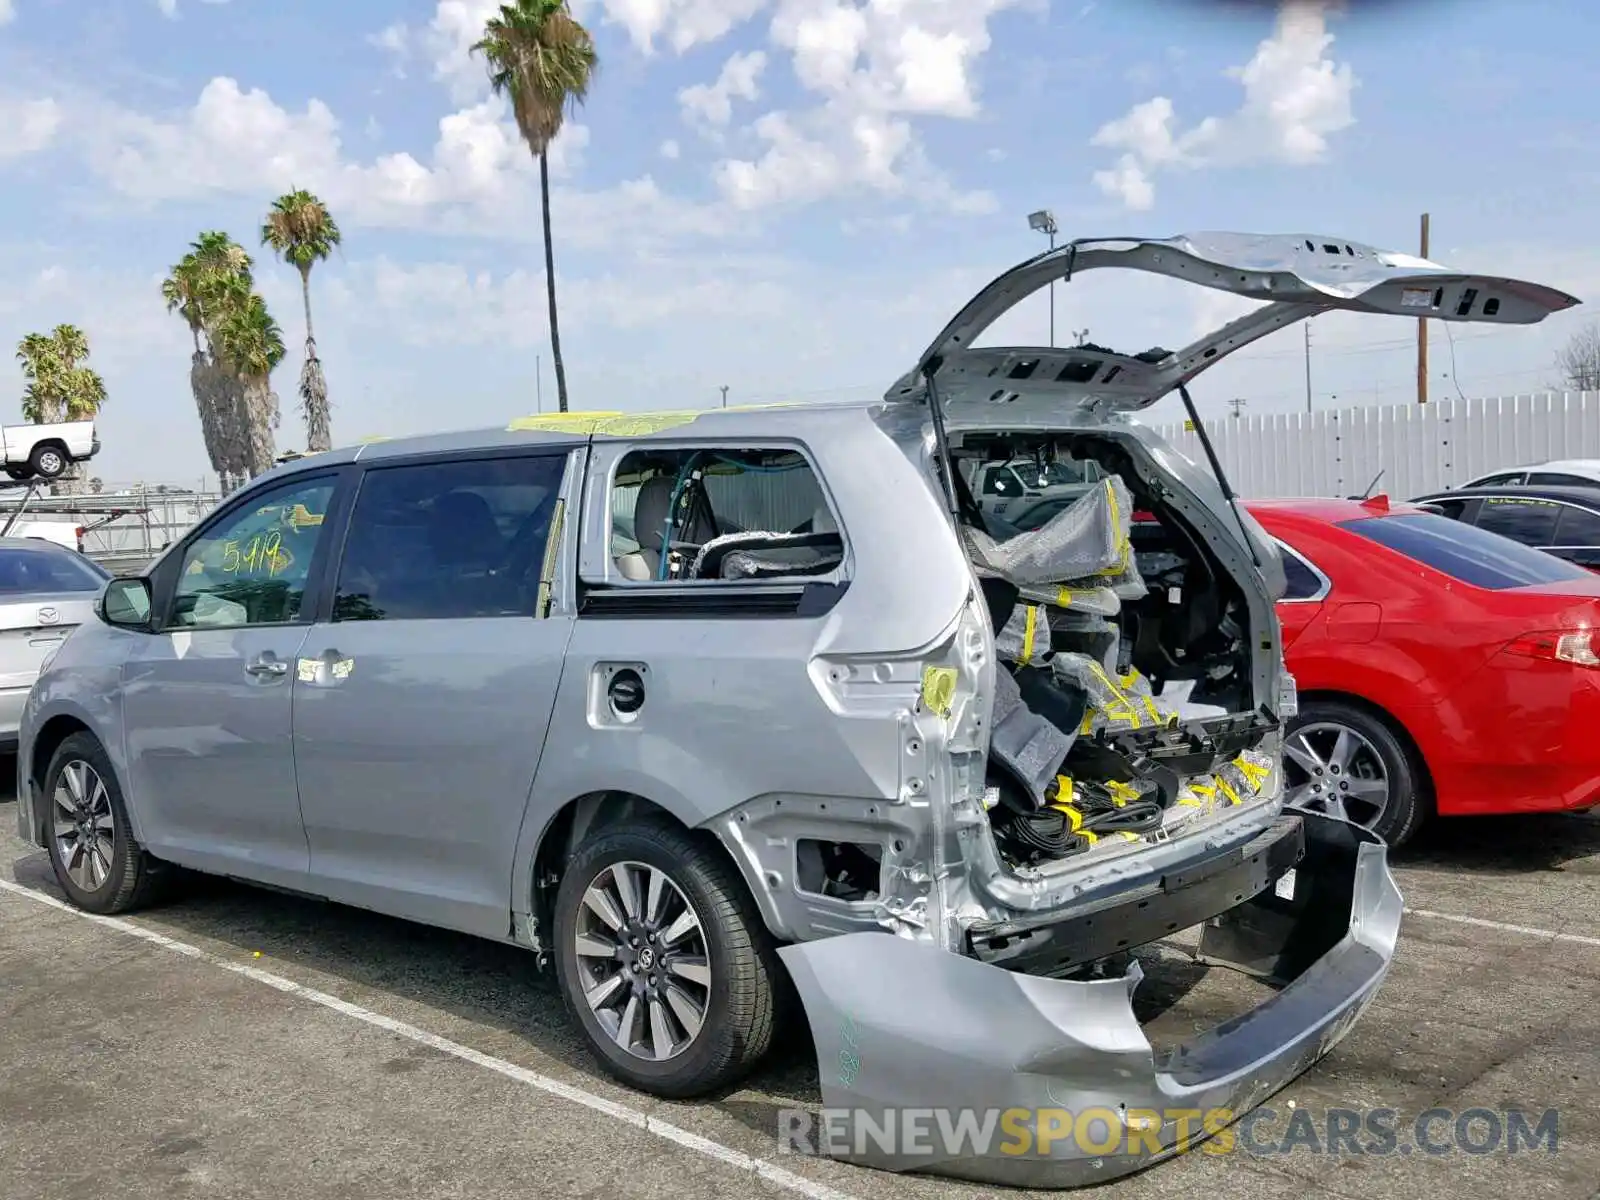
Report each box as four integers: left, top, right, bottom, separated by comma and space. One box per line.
553, 821, 778, 1098
1284, 700, 1424, 848
44, 732, 168, 914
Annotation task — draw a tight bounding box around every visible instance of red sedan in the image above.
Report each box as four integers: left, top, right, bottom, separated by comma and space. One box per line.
1247, 496, 1600, 847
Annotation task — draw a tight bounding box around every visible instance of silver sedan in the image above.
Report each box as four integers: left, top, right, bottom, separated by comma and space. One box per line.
0, 536, 111, 750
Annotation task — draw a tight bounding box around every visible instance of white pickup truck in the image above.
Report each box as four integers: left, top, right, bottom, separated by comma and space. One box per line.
2, 419, 99, 481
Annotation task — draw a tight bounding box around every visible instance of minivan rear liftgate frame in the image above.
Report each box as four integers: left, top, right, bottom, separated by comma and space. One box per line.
774, 363, 1402, 1187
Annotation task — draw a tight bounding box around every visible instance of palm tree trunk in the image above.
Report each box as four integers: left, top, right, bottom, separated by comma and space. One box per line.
539, 150, 570, 413
299, 265, 331, 452
300, 267, 316, 344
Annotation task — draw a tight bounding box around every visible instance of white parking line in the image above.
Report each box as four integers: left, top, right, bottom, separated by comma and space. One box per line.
1405, 907, 1600, 948
0, 878, 861, 1200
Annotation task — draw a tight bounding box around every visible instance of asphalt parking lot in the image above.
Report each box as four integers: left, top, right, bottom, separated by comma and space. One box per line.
4, 771, 1599, 1200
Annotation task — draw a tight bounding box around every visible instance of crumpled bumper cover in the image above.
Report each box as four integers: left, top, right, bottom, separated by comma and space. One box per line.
777, 812, 1402, 1189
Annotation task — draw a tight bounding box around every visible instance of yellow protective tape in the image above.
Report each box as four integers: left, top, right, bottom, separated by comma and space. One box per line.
1233, 755, 1271, 791
1080, 830, 1100, 845
920, 666, 957, 718
1095, 483, 1133, 578
507, 401, 810, 437
1049, 802, 1084, 832
1216, 775, 1242, 806
1106, 780, 1141, 808
1020, 605, 1043, 666
1118, 831, 1140, 842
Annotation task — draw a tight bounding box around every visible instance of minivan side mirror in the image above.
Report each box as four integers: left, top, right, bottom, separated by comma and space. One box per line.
99, 577, 154, 630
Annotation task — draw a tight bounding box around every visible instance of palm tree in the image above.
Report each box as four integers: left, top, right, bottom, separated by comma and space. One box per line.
473, 0, 597, 413
13, 324, 108, 491
162, 232, 282, 491
261, 189, 341, 452
214, 290, 286, 480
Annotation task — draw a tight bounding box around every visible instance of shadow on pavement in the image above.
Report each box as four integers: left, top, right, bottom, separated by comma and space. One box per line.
1397, 809, 1600, 874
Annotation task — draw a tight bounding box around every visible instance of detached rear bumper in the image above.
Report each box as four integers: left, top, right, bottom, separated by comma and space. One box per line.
777, 812, 1402, 1189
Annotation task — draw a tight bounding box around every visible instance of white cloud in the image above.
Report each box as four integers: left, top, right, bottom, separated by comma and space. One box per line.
678, 50, 766, 129
573, 0, 768, 54
156, 0, 177, 15
1090, 0, 1357, 211
0, 0, 15, 26
660, 138, 681, 159
68, 77, 684, 249
710, 0, 1019, 211
0, 97, 62, 160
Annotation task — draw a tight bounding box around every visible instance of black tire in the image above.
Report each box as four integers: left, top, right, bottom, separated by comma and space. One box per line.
553, 820, 778, 1098
29, 443, 67, 480
43, 732, 168, 914
4, 465, 31, 481
1285, 699, 1426, 848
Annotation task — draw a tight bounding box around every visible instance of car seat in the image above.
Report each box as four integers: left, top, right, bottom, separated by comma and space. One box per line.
615, 473, 717, 580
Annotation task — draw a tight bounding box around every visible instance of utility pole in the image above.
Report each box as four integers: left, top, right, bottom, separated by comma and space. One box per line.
719, 385, 729, 408
1072, 328, 1089, 347
1028, 210, 1059, 347
1417, 212, 1430, 405
1303, 323, 1313, 414
1227, 397, 1248, 419
536, 355, 543, 413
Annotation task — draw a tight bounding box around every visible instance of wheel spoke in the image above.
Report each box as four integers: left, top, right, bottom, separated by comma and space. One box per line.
667, 956, 711, 987
53, 786, 79, 821
612, 865, 641, 921
63, 762, 86, 805
87, 776, 111, 819
584, 972, 626, 1009
86, 842, 108, 888
660, 908, 700, 948
1343, 776, 1387, 803
1284, 735, 1324, 778
644, 867, 668, 926
663, 982, 705, 1041
611, 994, 640, 1051
90, 811, 115, 834
648, 997, 674, 1061
581, 885, 626, 933
575, 933, 619, 960
66, 841, 93, 890
1328, 729, 1358, 774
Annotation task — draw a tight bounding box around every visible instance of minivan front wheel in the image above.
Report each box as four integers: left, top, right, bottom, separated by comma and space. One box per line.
44, 733, 166, 914
553, 821, 778, 1098
1284, 700, 1424, 848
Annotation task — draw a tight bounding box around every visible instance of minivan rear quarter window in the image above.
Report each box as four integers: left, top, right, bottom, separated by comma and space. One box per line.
1339, 512, 1593, 589
608, 447, 842, 582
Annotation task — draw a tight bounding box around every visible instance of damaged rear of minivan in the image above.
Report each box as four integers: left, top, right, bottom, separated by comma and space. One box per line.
775, 233, 1579, 1187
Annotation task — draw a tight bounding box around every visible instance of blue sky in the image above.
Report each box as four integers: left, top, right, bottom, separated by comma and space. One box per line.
2, 0, 1598, 487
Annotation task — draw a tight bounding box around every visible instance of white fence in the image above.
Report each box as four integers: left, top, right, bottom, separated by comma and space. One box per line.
1152, 392, 1600, 500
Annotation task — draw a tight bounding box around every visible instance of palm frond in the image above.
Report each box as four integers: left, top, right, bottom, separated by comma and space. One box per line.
472, 0, 597, 152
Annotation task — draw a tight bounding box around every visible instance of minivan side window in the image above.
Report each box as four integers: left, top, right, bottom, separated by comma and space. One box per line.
333, 454, 567, 621
169, 476, 336, 629
608, 447, 842, 582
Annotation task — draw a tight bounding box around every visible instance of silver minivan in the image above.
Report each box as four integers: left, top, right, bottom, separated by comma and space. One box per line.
16, 234, 1578, 1187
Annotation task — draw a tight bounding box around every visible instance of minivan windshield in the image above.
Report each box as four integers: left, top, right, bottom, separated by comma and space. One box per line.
1339, 512, 1594, 590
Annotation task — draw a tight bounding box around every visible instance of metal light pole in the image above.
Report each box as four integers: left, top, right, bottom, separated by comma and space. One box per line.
719, 385, 729, 408
1028, 209, 1059, 347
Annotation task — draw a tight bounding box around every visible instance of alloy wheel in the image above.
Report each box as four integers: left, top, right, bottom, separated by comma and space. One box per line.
1283, 721, 1390, 829
573, 861, 712, 1062
53, 760, 115, 892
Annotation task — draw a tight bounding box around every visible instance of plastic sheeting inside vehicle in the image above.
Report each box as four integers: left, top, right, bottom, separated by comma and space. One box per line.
967, 476, 1146, 599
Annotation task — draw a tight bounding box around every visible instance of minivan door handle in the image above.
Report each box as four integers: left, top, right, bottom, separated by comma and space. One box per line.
245, 655, 289, 678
